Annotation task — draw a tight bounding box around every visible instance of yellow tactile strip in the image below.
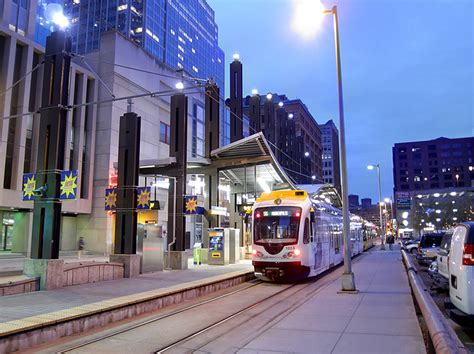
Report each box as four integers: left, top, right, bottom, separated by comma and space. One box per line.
0, 269, 254, 337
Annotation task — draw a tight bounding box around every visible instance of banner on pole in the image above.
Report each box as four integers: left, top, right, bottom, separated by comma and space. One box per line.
136, 186, 151, 210
105, 188, 117, 210
22, 173, 36, 201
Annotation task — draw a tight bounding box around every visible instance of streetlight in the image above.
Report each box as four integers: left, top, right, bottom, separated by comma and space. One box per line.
293, 1, 356, 292
368, 164, 385, 250
384, 197, 394, 227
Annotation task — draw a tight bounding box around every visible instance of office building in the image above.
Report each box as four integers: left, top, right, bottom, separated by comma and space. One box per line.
319, 119, 341, 192
0, 1, 98, 254
393, 136, 473, 193
241, 93, 323, 184
348, 194, 359, 208
64, 0, 225, 91
392, 136, 474, 234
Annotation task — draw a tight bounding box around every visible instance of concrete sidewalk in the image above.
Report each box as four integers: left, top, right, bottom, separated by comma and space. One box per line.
0, 261, 252, 324
240, 245, 426, 354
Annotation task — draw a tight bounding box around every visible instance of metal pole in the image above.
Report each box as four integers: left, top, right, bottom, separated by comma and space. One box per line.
377, 165, 385, 250
166, 176, 177, 270
331, 6, 356, 291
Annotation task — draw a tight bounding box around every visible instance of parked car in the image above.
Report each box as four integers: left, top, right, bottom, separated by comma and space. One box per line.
428, 260, 438, 279
436, 230, 453, 282
403, 238, 420, 254
416, 233, 444, 266
449, 222, 474, 321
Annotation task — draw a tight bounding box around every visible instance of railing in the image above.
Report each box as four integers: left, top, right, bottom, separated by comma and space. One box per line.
401, 249, 467, 354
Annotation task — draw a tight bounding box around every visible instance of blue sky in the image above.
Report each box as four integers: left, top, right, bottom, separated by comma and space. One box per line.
207, 0, 473, 202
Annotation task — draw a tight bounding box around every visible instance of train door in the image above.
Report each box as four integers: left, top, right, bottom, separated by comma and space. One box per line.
311, 211, 323, 272
303, 218, 315, 273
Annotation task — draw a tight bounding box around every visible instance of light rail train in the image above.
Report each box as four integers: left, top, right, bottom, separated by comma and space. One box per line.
251, 186, 366, 281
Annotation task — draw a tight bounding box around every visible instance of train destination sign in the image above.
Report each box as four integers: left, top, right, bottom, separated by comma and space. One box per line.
263, 210, 290, 217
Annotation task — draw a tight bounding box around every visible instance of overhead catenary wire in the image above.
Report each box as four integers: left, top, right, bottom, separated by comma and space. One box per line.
0, 50, 324, 183
0, 61, 44, 98
1, 86, 203, 122
72, 58, 323, 184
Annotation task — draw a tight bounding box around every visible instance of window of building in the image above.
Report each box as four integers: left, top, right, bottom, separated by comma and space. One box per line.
399, 155, 407, 160
428, 145, 436, 151
398, 147, 407, 153
160, 122, 170, 144
192, 103, 205, 158
428, 152, 437, 158
401, 184, 409, 190
429, 167, 438, 173
411, 146, 421, 152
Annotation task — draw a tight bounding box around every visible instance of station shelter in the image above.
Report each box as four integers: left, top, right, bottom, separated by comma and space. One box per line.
136, 132, 297, 262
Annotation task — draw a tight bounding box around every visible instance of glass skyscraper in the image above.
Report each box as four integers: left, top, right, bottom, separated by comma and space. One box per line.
64, 0, 225, 91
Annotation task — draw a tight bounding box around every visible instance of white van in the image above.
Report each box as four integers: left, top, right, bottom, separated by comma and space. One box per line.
449, 222, 474, 319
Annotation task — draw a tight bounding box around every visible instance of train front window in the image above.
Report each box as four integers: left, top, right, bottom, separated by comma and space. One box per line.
254, 207, 301, 244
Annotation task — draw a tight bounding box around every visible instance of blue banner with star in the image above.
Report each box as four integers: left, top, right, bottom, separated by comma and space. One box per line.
136, 186, 151, 210
22, 173, 36, 201
184, 196, 205, 215
60, 170, 78, 200
105, 188, 117, 210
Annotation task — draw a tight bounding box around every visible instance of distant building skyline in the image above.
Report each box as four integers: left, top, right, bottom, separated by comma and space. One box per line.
207, 0, 473, 201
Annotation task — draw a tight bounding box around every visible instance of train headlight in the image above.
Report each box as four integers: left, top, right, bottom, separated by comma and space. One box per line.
252, 249, 263, 257
286, 248, 301, 258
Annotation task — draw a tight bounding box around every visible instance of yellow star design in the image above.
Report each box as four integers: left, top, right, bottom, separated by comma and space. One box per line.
60, 172, 78, 199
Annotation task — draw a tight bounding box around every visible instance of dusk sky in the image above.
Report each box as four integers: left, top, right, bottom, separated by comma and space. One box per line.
208, 0, 474, 202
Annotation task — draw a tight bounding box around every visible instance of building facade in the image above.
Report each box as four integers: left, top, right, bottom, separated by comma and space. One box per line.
85, 30, 209, 254
319, 119, 341, 192
392, 136, 474, 235
242, 93, 323, 184
64, 0, 225, 91
0, 1, 99, 254
393, 136, 474, 193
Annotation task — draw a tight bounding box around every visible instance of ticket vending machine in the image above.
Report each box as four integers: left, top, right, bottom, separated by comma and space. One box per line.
208, 228, 228, 265
207, 228, 240, 266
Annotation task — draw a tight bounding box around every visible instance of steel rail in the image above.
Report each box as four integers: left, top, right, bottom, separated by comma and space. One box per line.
401, 249, 468, 354
57, 279, 263, 353
156, 252, 368, 353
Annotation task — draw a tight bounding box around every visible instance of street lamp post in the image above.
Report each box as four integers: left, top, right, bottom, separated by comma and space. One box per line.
324, 6, 356, 292
293, 2, 356, 292
368, 164, 385, 249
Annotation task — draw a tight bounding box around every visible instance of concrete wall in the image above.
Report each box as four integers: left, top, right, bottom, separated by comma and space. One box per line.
60, 216, 77, 251
10, 211, 30, 254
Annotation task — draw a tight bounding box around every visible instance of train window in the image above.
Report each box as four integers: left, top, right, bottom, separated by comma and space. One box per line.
254, 207, 301, 245
303, 218, 310, 244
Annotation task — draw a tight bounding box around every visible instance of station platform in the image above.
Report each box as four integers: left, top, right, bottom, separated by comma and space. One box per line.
239, 244, 426, 354
0, 260, 253, 352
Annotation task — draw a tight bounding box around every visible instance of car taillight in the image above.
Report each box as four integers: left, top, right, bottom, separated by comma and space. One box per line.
462, 244, 474, 266
252, 249, 257, 255
447, 255, 450, 270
